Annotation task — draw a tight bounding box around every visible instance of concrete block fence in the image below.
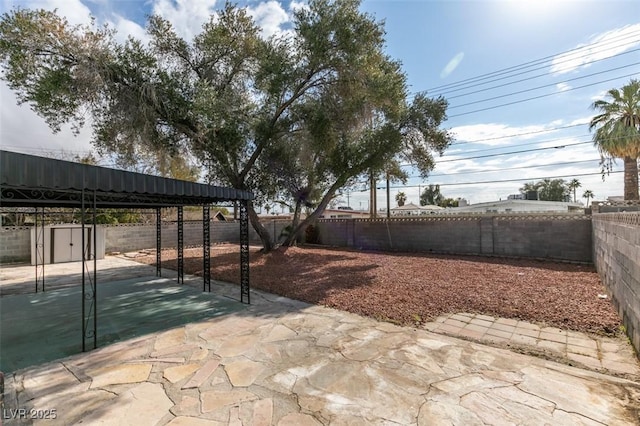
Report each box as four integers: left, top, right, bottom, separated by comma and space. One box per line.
0, 220, 292, 263
0, 227, 31, 264
315, 214, 593, 263
592, 212, 640, 355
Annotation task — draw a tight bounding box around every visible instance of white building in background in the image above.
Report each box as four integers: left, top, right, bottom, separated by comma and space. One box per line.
319, 208, 371, 219
441, 199, 584, 214
390, 202, 444, 216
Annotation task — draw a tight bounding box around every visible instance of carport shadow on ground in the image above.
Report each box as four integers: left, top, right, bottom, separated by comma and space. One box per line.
0, 258, 312, 373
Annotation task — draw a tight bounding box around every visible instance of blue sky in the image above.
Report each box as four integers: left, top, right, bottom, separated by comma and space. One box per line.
1, 0, 639, 209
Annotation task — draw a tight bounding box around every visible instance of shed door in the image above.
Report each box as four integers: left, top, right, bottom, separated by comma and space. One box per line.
53, 228, 91, 263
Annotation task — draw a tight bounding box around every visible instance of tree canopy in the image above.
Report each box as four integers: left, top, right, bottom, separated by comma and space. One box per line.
0, 0, 453, 250
420, 184, 443, 206
589, 79, 640, 201
520, 179, 571, 202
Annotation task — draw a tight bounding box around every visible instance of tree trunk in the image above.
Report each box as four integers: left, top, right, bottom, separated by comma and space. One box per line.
285, 199, 303, 247
623, 156, 639, 200
247, 201, 273, 252
283, 179, 347, 246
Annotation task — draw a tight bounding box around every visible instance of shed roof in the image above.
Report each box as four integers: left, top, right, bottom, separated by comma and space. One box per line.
0, 150, 253, 208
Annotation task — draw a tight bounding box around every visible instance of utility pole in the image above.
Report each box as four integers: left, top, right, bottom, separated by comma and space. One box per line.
386, 172, 390, 218
369, 173, 377, 218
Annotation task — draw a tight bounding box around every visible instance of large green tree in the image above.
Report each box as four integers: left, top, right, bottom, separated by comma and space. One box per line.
420, 184, 443, 206
520, 179, 570, 202
582, 189, 594, 207
567, 178, 581, 203
0, 1, 452, 250
395, 192, 407, 207
589, 79, 640, 201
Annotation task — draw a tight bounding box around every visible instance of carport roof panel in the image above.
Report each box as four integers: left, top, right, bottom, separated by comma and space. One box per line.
0, 150, 253, 207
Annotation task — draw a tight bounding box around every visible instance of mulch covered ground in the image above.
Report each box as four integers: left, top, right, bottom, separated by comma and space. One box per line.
135, 244, 621, 336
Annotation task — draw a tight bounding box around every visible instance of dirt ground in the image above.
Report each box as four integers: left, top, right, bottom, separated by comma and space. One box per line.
134, 244, 621, 336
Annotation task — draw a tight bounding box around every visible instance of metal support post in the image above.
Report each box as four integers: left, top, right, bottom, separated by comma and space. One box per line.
177, 206, 184, 284
81, 190, 98, 351
34, 207, 45, 292
156, 207, 161, 277
92, 191, 97, 350
203, 205, 211, 292
239, 200, 250, 304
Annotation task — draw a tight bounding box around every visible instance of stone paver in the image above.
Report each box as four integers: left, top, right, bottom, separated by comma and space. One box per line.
252, 398, 274, 426
87, 363, 152, 388
425, 312, 640, 379
182, 359, 220, 389
163, 363, 200, 383
2, 257, 640, 425
82, 382, 173, 425
225, 359, 264, 387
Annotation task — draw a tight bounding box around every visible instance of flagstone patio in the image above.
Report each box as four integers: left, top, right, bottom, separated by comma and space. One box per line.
1, 257, 639, 425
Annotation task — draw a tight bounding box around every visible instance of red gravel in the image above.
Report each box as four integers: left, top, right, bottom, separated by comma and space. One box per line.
135, 245, 621, 336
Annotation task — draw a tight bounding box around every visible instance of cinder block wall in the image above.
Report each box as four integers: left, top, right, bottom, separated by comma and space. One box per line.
492, 216, 592, 261
0, 227, 31, 263
592, 212, 640, 354
316, 214, 592, 262
0, 220, 292, 263
103, 221, 263, 253
348, 217, 483, 255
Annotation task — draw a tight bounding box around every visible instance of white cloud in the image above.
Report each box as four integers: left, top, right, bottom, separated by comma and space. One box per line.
246, 0, 289, 39
0, 82, 94, 157
451, 122, 555, 146
109, 15, 149, 45
589, 90, 608, 102
440, 52, 464, 78
289, 0, 309, 13
150, 0, 292, 42
3, 0, 93, 25
556, 82, 571, 92
569, 116, 591, 126
550, 23, 640, 75
151, 0, 218, 41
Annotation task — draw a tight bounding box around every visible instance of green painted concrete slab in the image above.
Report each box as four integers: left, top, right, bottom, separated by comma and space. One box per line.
0, 277, 246, 372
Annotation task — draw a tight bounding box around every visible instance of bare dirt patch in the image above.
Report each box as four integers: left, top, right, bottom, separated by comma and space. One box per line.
135, 245, 621, 336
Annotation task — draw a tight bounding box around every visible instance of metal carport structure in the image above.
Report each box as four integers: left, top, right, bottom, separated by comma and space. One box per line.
0, 150, 253, 352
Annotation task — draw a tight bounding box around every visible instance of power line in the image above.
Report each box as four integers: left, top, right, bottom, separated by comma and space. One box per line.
425, 28, 640, 93
451, 131, 605, 155
448, 61, 640, 110
444, 49, 640, 100
451, 134, 593, 154
347, 157, 603, 189
396, 140, 594, 169
436, 141, 592, 163
368, 171, 624, 190
448, 71, 639, 118
451, 122, 587, 145
428, 158, 602, 177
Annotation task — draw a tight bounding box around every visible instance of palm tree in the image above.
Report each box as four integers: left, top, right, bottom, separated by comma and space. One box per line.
395, 191, 407, 207
568, 178, 581, 203
589, 79, 640, 201
583, 190, 594, 207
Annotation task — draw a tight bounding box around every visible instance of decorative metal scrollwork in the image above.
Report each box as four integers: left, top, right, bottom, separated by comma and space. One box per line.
177, 206, 184, 284
203, 205, 211, 292
239, 201, 250, 304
